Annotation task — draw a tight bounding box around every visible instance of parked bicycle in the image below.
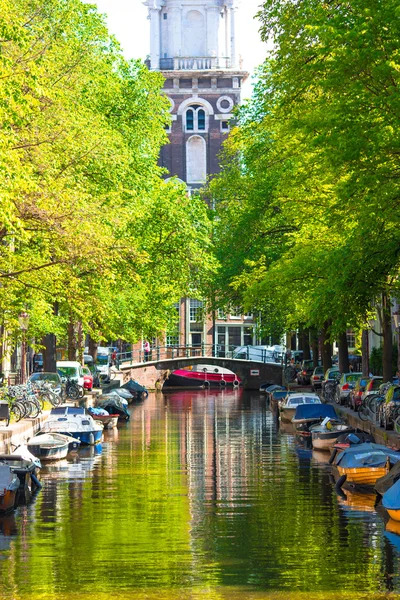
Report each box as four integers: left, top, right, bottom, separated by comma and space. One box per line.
62, 376, 84, 401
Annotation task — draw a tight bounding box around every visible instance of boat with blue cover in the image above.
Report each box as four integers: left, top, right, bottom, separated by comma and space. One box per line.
382, 478, 400, 522
292, 403, 338, 436
41, 406, 103, 445
333, 442, 400, 487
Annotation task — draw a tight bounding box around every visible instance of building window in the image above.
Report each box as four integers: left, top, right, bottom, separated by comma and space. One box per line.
346, 330, 356, 348
244, 327, 253, 346
230, 307, 242, 319
186, 135, 206, 183
185, 105, 208, 132
221, 120, 230, 132
163, 13, 167, 19
190, 299, 203, 322
244, 312, 253, 320
217, 308, 226, 320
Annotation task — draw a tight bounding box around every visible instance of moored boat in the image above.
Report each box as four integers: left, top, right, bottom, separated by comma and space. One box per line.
0, 464, 20, 513
292, 404, 339, 437
279, 393, 321, 423
88, 407, 119, 429
41, 406, 103, 445
164, 364, 240, 389
311, 423, 355, 451
27, 433, 80, 461
382, 478, 400, 522
333, 443, 400, 487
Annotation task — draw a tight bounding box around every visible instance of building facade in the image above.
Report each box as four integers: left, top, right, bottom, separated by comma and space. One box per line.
145, 0, 257, 350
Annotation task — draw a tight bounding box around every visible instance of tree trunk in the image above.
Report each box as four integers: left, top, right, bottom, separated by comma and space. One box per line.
42, 334, 57, 372
88, 335, 98, 363
382, 291, 393, 382
321, 321, 332, 372
77, 321, 84, 365
337, 331, 349, 374
303, 329, 311, 360
298, 327, 304, 351
361, 330, 369, 377
310, 328, 319, 368
67, 318, 77, 361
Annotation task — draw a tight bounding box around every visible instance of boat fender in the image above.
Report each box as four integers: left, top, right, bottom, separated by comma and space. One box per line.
89, 433, 94, 445
233, 379, 240, 388
30, 472, 42, 490
328, 448, 338, 465
335, 474, 347, 490
204, 380, 210, 388
219, 380, 226, 387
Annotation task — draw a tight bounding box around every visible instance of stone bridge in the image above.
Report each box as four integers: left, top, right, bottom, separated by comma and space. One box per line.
118, 356, 283, 391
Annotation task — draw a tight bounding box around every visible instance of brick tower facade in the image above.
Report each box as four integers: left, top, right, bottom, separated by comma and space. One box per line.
145, 0, 257, 350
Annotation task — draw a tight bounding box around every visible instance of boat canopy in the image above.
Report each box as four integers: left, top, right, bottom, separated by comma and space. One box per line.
50, 406, 85, 416
383, 478, 400, 511
335, 443, 400, 469
293, 404, 337, 421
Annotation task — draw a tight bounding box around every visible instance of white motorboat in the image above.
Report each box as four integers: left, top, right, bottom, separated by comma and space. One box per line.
27, 433, 80, 461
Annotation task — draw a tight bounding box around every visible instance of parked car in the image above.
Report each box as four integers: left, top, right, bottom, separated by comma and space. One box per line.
310, 366, 324, 392
56, 361, 84, 388
378, 385, 400, 430
82, 366, 94, 391
348, 376, 368, 411
296, 359, 316, 385
321, 367, 341, 400
334, 372, 363, 406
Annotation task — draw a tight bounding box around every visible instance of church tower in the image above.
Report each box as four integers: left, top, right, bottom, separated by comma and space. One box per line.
144, 0, 248, 190
144, 0, 255, 350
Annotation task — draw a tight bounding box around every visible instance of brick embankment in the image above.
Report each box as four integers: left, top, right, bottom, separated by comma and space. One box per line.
0, 412, 50, 453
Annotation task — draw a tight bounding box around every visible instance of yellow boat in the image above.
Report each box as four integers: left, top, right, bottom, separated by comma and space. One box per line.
337, 465, 389, 486
386, 519, 400, 534
337, 490, 377, 512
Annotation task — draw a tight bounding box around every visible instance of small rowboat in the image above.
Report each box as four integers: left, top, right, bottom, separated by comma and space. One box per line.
89, 412, 119, 429
165, 364, 241, 389
27, 433, 80, 461
310, 423, 354, 451
333, 443, 400, 487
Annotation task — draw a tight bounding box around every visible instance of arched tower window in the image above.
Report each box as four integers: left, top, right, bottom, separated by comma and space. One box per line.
185, 105, 207, 132
186, 136, 207, 184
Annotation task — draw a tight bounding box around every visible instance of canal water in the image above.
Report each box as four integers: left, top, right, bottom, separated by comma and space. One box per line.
1, 389, 400, 600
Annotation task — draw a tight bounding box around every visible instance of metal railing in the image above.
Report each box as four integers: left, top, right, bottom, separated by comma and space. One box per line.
116, 345, 283, 367
159, 57, 232, 71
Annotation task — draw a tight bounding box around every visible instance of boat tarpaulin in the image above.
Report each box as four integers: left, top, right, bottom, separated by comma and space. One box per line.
293, 404, 337, 421
335, 443, 400, 469
383, 478, 400, 511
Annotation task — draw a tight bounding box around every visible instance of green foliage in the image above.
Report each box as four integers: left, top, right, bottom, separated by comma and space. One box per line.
0, 0, 215, 351
208, 0, 400, 342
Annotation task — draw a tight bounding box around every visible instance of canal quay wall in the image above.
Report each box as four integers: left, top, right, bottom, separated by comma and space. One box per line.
334, 402, 400, 450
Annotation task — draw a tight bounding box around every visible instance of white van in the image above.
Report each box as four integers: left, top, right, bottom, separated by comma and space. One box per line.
232, 345, 280, 363
56, 361, 84, 387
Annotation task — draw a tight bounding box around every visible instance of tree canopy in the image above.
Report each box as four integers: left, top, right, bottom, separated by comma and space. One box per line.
0, 0, 215, 353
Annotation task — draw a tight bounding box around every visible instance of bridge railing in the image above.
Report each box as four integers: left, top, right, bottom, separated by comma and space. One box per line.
116, 345, 283, 366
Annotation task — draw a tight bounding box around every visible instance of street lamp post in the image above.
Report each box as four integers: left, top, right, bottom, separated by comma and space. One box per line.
393, 312, 400, 378
18, 312, 30, 384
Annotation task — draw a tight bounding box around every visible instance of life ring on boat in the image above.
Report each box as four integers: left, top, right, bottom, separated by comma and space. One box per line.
219, 379, 226, 387
233, 379, 240, 388
204, 380, 210, 388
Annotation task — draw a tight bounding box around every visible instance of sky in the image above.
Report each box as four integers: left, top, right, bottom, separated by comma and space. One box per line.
90, 0, 268, 99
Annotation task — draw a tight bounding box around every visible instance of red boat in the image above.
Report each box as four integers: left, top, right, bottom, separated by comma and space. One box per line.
164, 364, 241, 389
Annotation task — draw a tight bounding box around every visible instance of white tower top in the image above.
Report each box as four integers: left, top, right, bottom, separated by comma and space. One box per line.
144, 0, 240, 71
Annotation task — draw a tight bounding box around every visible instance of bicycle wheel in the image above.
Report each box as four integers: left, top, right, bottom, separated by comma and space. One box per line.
78, 385, 85, 399
358, 403, 369, 421
67, 384, 80, 401
11, 403, 24, 422
27, 401, 40, 419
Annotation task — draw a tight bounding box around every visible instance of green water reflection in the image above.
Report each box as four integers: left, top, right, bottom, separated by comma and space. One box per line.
1, 389, 400, 599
